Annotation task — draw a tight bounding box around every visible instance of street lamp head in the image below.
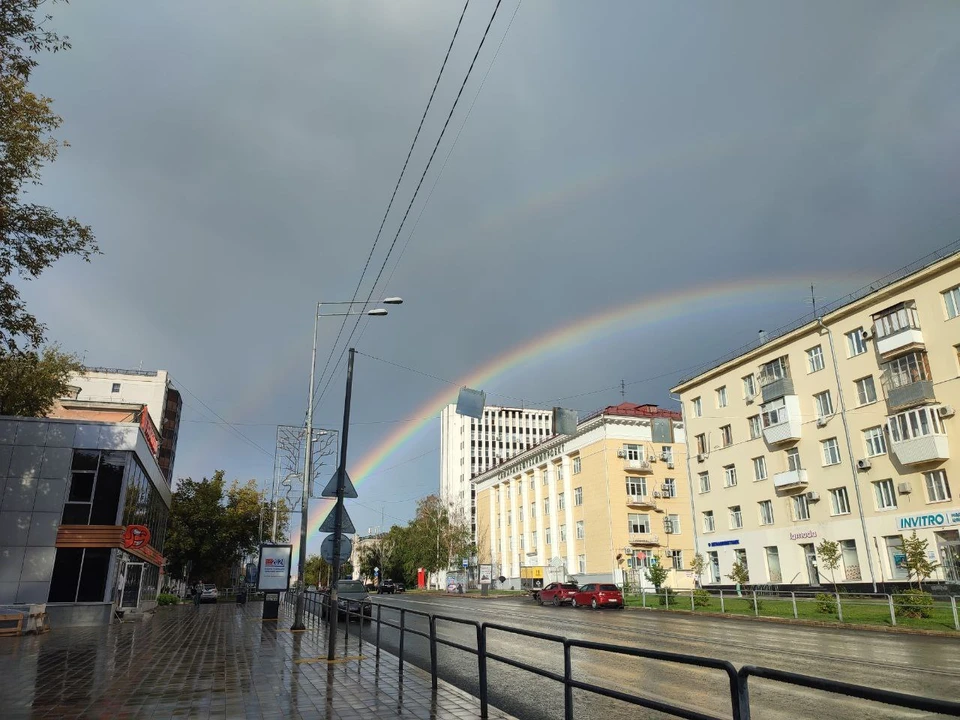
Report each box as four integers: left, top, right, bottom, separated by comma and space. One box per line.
382, 297, 403, 305
367, 309, 388, 316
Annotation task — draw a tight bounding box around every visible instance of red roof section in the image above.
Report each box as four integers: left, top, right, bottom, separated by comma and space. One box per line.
601, 403, 681, 421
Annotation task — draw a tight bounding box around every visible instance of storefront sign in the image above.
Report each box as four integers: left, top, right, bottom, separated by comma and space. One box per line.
123, 525, 151, 549
790, 530, 818, 541
139, 408, 161, 457
707, 539, 740, 548
257, 544, 293, 591
897, 510, 960, 531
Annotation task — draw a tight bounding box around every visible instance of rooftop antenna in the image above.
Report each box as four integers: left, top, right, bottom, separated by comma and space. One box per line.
810, 283, 819, 319
758, 329, 767, 345
620, 380, 626, 399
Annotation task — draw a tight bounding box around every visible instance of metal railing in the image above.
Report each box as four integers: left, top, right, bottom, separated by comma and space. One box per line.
282, 590, 960, 720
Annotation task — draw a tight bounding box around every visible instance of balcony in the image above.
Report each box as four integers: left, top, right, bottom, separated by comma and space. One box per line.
624, 458, 652, 473
885, 380, 936, 413
761, 395, 802, 444
876, 327, 925, 358
760, 376, 795, 403
626, 495, 658, 510
628, 532, 660, 546
891, 433, 950, 466
773, 468, 809, 492
873, 303, 924, 359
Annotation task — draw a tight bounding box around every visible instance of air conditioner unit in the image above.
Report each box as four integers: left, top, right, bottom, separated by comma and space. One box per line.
650, 455, 658, 463
660, 452, 670, 461
816, 416, 828, 428
938, 405, 955, 419
861, 329, 873, 341
697, 453, 706, 463
856, 458, 872, 471
667, 462, 675, 470
898, 482, 912, 495
617, 449, 626, 458
806, 491, 820, 502
661, 483, 670, 492
653, 491, 662, 499
664, 522, 675, 534
745, 392, 755, 404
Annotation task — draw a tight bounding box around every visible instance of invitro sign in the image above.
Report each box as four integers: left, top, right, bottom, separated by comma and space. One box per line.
897, 509, 960, 531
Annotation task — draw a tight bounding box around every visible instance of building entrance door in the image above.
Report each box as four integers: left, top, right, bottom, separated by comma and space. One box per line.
936, 530, 960, 583
120, 563, 144, 609
801, 543, 820, 586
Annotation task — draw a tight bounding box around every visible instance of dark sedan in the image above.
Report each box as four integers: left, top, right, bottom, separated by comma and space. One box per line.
320, 580, 373, 621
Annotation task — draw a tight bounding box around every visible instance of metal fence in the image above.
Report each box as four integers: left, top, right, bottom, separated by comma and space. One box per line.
282, 591, 960, 720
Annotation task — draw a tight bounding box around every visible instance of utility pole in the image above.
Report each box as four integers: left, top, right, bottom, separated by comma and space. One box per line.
327, 347, 356, 659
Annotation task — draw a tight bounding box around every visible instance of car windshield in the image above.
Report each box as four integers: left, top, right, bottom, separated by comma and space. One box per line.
599, 584, 620, 591
203, 584, 216, 590
337, 581, 366, 593
561, 584, 579, 590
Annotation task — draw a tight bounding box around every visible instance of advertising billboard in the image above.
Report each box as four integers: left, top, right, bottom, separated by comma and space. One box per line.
257, 544, 293, 591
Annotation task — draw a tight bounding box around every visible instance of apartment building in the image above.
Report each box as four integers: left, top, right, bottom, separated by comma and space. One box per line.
440, 404, 554, 539
672, 250, 960, 590
474, 403, 694, 589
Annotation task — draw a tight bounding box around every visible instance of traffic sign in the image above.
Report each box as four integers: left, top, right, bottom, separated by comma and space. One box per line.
462, 559, 469, 568
320, 534, 352, 564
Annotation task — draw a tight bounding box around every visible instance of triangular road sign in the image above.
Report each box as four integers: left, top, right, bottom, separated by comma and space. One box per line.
320, 468, 358, 499
318, 503, 355, 535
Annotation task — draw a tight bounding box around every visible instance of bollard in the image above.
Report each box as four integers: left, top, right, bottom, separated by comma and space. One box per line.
375, 604, 382, 659
888, 594, 897, 627
399, 608, 406, 677
690, 590, 695, 612
952, 596, 960, 632
752, 590, 758, 617
429, 616, 438, 690
835, 592, 843, 623
720, 589, 725, 614
791, 592, 798, 619
563, 643, 574, 720
477, 625, 489, 719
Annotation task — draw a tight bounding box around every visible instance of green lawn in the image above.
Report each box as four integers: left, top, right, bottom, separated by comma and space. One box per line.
624, 592, 959, 632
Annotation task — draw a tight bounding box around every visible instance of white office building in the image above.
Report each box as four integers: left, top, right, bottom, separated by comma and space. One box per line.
440, 404, 554, 538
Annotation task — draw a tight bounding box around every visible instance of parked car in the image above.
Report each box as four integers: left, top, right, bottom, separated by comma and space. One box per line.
571, 583, 624, 610
200, 584, 219, 604
537, 582, 580, 606
446, 582, 458, 593
395, 582, 405, 593
378, 578, 396, 594
320, 580, 373, 621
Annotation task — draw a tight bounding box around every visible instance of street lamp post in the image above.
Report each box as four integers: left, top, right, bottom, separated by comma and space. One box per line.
290, 298, 402, 633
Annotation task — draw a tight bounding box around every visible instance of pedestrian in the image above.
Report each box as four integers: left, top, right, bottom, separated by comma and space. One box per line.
194, 581, 202, 606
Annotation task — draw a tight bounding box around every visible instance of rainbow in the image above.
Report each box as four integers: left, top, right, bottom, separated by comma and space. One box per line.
291, 273, 868, 560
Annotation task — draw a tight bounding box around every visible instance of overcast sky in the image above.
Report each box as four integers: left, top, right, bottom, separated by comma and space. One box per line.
22, 1, 960, 550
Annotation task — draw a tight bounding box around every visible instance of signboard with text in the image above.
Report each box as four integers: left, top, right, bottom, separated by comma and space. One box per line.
257, 544, 293, 591
897, 509, 960, 531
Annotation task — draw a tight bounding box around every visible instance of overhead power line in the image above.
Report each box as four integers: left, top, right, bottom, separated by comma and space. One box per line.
315, 0, 507, 415
310, 0, 473, 417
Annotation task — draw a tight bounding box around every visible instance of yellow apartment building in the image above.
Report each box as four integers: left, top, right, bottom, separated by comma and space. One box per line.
474, 403, 695, 590
672, 248, 960, 590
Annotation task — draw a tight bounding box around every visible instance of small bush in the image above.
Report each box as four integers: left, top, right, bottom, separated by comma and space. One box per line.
894, 589, 934, 619
815, 593, 837, 614
156, 593, 179, 606
693, 589, 711, 607
657, 588, 677, 606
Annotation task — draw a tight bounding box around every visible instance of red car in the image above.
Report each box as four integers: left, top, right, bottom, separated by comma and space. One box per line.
572, 583, 624, 610
537, 582, 580, 606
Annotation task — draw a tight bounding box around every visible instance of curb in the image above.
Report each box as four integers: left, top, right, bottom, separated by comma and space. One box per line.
409, 592, 528, 601
624, 604, 960, 638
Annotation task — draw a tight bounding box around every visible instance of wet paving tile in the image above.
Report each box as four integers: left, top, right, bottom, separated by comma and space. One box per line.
0, 602, 513, 719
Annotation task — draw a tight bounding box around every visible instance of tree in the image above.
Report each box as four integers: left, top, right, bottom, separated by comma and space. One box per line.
727, 559, 750, 586
0, 345, 82, 415
903, 530, 939, 590
690, 553, 707, 586
304, 554, 329, 588
644, 557, 670, 592
1, 1, 98, 352
816, 539, 842, 589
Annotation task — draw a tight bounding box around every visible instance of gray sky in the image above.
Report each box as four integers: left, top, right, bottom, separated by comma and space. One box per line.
22, 1, 960, 550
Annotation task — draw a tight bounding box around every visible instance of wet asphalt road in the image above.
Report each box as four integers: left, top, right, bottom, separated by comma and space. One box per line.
327, 593, 960, 720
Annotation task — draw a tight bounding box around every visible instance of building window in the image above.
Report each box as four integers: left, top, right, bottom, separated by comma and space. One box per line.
874, 479, 897, 510
626, 477, 647, 497
807, 345, 825, 373
543, 498, 550, 516
720, 425, 733, 447
559, 524, 567, 542
628, 513, 650, 533
864, 426, 887, 457
529, 478, 535, 491
63, 450, 128, 527
748, 415, 762, 439
944, 285, 960, 319
558, 492, 565, 510
925, 470, 952, 504
729, 505, 743, 529
692, 397, 702, 418
758, 500, 774, 525
703, 511, 715, 533
888, 406, 943, 442
874, 301, 921, 339
830, 487, 851, 516
695, 434, 707, 454
735, 548, 749, 578
707, 551, 720, 583
761, 398, 788, 428
530, 504, 536, 519
855, 376, 877, 406
507, 510, 512, 525
531, 530, 537, 549
578, 555, 586, 574
841, 540, 861, 581
666, 513, 681, 534
821, 437, 841, 466
624, 444, 642, 461
882, 351, 932, 391
543, 470, 549, 485
716, 386, 728, 408
761, 356, 789, 382
572, 457, 581, 474
575, 521, 584, 539
574, 487, 583, 506
545, 527, 551, 545
814, 390, 834, 419
743, 374, 756, 399
724, 464, 738, 487
753, 456, 768, 481
793, 494, 810, 521
111, 383, 121, 393
668, 550, 683, 570
661, 446, 673, 464
787, 447, 802, 472
662, 478, 676, 498
699, 472, 711, 494
846, 328, 868, 357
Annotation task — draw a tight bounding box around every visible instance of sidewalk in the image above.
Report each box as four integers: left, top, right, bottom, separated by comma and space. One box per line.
0, 602, 513, 719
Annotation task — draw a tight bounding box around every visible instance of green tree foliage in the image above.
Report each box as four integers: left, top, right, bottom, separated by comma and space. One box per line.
816, 539, 842, 588
164, 471, 273, 587
726, 559, 750, 586
1, 1, 98, 351
690, 553, 707, 583
902, 530, 939, 590
644, 556, 670, 592
0, 345, 82, 415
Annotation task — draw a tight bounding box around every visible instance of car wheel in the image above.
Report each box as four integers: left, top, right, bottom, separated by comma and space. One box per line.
591, 598, 598, 610
571, 597, 578, 608
552, 596, 560, 607
618, 604, 625, 610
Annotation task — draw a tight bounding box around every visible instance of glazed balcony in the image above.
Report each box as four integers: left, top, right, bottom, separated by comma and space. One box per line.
773, 468, 809, 492
628, 532, 660, 546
